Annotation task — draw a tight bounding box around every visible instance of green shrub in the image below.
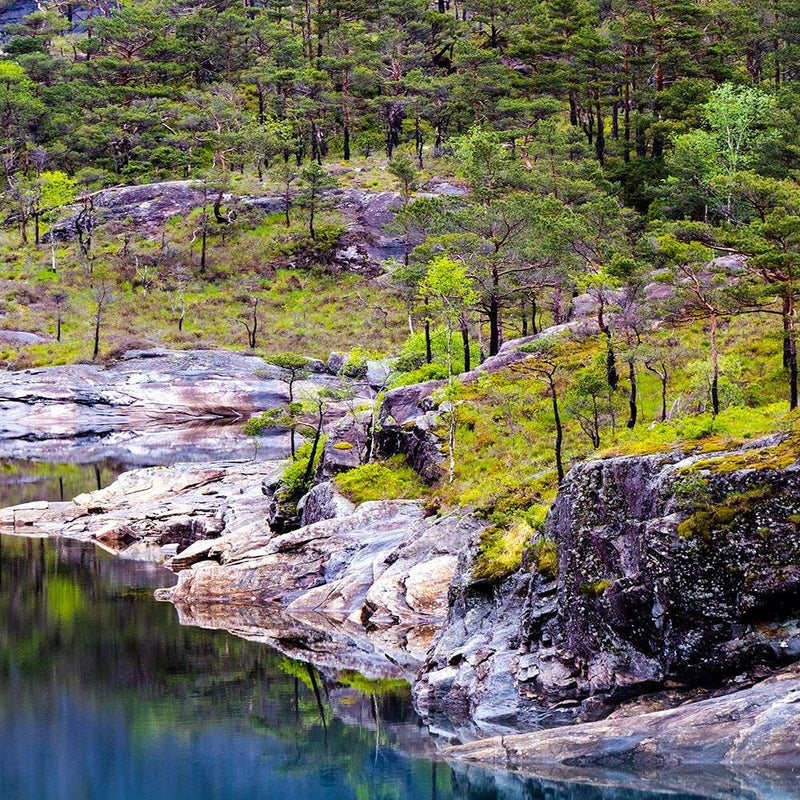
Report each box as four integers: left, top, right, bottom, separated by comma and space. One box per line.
333, 456, 425, 504
243, 407, 290, 436
390, 362, 448, 387
280, 438, 326, 499
341, 345, 372, 378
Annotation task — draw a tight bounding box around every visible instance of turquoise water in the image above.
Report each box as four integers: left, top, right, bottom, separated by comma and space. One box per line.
0, 533, 794, 800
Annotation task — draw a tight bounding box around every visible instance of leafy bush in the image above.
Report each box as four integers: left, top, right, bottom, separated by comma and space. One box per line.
280, 438, 326, 499
334, 456, 425, 504
390, 362, 448, 387
341, 346, 371, 378
243, 407, 291, 436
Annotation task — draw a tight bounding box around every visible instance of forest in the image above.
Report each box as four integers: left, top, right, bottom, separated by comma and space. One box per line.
1, 0, 800, 575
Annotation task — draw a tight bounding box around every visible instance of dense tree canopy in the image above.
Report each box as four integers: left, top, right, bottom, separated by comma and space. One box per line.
0, 0, 797, 185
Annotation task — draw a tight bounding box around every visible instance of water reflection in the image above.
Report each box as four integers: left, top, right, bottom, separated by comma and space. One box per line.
0, 458, 130, 506
1, 534, 793, 800
0, 421, 287, 491
0, 534, 453, 800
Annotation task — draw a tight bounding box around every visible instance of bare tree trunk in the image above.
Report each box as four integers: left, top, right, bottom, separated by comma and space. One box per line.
302, 415, 324, 489
783, 295, 791, 369
424, 297, 432, 363
626, 359, 637, 428
710, 311, 720, 416
488, 295, 500, 356
93, 310, 101, 360
645, 361, 668, 422
551, 378, 564, 483
788, 296, 798, 410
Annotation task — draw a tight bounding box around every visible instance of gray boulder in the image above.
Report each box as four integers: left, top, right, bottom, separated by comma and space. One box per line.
298, 481, 355, 526
375, 380, 446, 482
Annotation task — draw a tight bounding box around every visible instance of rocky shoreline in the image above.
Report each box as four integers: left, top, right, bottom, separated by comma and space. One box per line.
1, 342, 800, 785
447, 664, 800, 770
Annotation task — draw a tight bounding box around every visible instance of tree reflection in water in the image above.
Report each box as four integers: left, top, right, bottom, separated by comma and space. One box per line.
0, 534, 747, 800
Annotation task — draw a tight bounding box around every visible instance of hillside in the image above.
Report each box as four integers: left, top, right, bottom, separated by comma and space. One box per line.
1, 0, 800, 790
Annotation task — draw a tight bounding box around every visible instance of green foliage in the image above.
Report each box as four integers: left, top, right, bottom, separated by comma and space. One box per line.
243, 407, 290, 436
265, 352, 311, 373
684, 434, 800, 474
280, 439, 326, 500
387, 157, 417, 199
473, 519, 537, 583
333, 457, 425, 505
340, 346, 377, 378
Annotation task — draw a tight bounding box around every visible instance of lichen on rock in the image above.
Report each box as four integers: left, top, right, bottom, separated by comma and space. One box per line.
415, 434, 800, 738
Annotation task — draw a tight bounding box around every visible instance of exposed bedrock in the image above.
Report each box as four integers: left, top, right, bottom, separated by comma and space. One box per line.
160, 494, 484, 676
44, 182, 453, 270
416, 435, 800, 741
446, 664, 800, 774
0, 460, 283, 561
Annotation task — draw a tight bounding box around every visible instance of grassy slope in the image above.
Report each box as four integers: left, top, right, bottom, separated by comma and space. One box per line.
370, 312, 794, 581
2, 163, 794, 584
0, 211, 408, 367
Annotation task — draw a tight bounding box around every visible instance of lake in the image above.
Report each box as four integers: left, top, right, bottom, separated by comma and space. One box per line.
0, 459, 794, 799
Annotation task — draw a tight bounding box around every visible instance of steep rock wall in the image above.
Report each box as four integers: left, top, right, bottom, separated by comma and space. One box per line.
416, 436, 800, 737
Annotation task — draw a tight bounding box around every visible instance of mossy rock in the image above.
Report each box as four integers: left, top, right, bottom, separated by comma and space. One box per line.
529, 536, 558, 580
677, 484, 774, 539
686, 435, 800, 475
580, 578, 612, 597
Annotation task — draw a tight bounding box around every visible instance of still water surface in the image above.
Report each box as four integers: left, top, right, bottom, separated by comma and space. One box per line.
0, 533, 735, 800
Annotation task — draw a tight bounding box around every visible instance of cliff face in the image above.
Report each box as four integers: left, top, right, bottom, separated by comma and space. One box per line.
416, 436, 800, 737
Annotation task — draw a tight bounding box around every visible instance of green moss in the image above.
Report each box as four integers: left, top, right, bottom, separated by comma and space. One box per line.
332, 441, 353, 450
580, 578, 612, 597
677, 484, 774, 539
687, 435, 800, 474
333, 456, 425, 504
529, 537, 558, 580
473, 520, 536, 582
